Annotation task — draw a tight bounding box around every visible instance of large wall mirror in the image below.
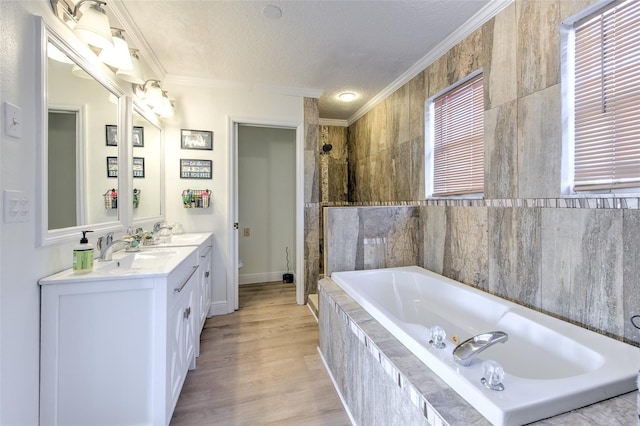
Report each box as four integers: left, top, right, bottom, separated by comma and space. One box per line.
38, 18, 128, 246
132, 106, 164, 223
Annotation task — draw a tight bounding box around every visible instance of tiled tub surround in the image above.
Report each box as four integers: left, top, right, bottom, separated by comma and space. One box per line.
325, 203, 640, 347
319, 278, 638, 426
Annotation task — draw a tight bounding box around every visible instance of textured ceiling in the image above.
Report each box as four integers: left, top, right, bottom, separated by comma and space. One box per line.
113, 0, 499, 122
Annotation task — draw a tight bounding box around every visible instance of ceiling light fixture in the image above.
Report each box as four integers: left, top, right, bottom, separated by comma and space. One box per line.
71, 0, 114, 50
98, 28, 133, 70
338, 92, 357, 102
262, 5, 282, 19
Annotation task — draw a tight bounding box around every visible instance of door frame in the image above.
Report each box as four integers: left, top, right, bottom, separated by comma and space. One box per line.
228, 117, 305, 310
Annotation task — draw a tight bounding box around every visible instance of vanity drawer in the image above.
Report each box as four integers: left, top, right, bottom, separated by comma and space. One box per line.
167, 252, 199, 307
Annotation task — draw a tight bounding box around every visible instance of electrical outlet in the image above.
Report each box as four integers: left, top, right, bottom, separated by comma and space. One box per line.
4, 190, 30, 223
243, 228, 250, 237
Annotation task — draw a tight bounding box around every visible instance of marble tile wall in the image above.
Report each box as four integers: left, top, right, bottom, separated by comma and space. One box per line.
339, 0, 640, 344
304, 98, 319, 301
324, 206, 421, 276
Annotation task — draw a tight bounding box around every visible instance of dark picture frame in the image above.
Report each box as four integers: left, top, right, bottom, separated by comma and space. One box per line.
106, 125, 118, 146
133, 157, 145, 178
181, 129, 213, 150
106, 156, 118, 177
180, 159, 212, 179
133, 126, 144, 147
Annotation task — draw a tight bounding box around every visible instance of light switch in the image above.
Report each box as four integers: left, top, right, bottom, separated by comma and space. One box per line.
243, 228, 250, 237
4, 190, 30, 223
4, 102, 23, 138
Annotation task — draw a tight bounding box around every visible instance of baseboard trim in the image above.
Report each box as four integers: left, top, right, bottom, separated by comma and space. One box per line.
239, 271, 291, 285
208, 301, 228, 316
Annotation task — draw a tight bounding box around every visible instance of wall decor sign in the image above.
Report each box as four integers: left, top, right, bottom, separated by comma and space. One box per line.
133, 157, 145, 178
133, 126, 144, 147
106, 156, 118, 177
106, 125, 145, 147
181, 129, 213, 150
180, 159, 212, 179
106, 125, 118, 146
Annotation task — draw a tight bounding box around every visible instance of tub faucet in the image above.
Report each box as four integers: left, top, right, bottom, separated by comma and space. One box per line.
452, 331, 508, 366
97, 232, 129, 261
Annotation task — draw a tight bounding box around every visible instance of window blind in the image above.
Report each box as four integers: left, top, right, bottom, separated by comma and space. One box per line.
433, 74, 484, 196
573, 0, 640, 191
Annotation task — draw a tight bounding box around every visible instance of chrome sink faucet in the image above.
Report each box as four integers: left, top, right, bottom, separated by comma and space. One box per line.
452, 331, 508, 366
97, 232, 129, 261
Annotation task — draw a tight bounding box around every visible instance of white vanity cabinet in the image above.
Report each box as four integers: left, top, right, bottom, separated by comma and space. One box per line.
197, 237, 213, 333
39, 246, 199, 426
152, 233, 214, 357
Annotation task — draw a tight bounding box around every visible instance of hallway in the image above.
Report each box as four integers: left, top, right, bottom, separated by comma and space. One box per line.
170, 282, 351, 425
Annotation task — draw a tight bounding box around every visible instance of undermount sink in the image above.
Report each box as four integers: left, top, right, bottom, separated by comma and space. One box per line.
95, 249, 181, 275
148, 232, 211, 247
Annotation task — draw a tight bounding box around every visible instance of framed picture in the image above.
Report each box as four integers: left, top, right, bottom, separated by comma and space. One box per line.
106, 125, 118, 146
180, 159, 212, 179
181, 129, 213, 150
106, 156, 118, 177
133, 126, 144, 147
133, 157, 145, 178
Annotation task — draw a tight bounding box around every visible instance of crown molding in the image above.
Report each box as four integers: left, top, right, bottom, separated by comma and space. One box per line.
346, 0, 514, 126
319, 118, 349, 127
108, 0, 166, 80
164, 74, 323, 98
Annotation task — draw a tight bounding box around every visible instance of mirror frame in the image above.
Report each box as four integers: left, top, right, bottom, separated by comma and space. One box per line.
37, 17, 130, 246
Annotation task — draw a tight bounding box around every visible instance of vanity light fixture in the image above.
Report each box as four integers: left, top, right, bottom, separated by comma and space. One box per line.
338, 92, 357, 102
47, 42, 74, 64
116, 49, 145, 84
152, 91, 175, 118
71, 63, 94, 79
133, 80, 176, 117
141, 80, 163, 106
98, 28, 133, 70
71, 0, 114, 50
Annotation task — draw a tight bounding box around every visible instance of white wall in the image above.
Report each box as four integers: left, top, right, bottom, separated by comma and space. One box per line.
0, 1, 304, 423
238, 125, 296, 284
161, 83, 303, 314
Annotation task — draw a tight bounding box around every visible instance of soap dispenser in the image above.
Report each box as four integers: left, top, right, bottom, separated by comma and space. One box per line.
73, 230, 94, 274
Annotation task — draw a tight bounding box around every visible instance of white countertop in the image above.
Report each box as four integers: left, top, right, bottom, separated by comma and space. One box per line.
39, 245, 198, 285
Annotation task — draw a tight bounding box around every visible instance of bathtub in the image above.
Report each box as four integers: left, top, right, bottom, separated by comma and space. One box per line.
330, 266, 640, 426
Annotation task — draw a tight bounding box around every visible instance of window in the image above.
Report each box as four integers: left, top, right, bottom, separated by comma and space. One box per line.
571, 0, 640, 191
426, 72, 484, 197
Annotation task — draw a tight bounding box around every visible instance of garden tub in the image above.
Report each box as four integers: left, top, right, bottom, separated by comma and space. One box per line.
330, 266, 639, 426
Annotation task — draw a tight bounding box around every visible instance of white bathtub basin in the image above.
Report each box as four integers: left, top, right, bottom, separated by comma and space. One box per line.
331, 266, 640, 426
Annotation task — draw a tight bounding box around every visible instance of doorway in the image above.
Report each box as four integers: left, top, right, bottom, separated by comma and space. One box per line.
229, 119, 305, 311
238, 125, 295, 285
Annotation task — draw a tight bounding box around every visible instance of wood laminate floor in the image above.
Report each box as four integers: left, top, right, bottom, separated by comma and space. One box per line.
170, 282, 351, 426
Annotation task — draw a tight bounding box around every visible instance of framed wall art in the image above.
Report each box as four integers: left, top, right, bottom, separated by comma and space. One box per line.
180, 159, 212, 179
181, 129, 213, 150
106, 125, 118, 146
106, 156, 118, 177
133, 126, 144, 147
133, 157, 145, 178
